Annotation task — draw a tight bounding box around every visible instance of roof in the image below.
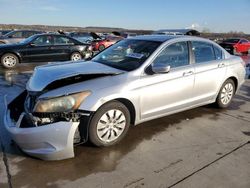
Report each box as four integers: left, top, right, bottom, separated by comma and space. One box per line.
131, 35, 183, 42
153, 29, 200, 36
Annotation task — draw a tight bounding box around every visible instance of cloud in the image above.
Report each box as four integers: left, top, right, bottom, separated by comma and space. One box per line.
40, 6, 61, 11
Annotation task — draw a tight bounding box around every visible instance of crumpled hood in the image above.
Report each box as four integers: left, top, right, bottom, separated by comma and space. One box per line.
27, 61, 125, 92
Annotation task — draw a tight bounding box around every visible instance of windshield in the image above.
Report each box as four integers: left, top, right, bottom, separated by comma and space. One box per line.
92, 39, 161, 71
19, 35, 38, 44
223, 39, 240, 43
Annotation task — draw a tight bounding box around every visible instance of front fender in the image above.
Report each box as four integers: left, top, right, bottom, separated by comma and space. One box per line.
79, 91, 140, 123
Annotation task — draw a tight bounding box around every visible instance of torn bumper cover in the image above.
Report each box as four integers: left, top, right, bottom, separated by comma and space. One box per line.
3, 92, 90, 161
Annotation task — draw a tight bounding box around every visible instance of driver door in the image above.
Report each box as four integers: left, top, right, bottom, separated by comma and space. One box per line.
139, 41, 195, 121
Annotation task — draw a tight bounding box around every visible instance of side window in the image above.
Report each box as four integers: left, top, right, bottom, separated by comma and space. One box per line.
11, 31, 22, 38
192, 41, 216, 63
54, 36, 74, 45
214, 46, 223, 60
22, 31, 33, 38
152, 42, 189, 68
33, 36, 53, 46
240, 39, 248, 44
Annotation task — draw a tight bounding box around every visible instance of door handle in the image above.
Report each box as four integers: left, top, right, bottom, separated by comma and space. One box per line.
218, 63, 225, 68
183, 71, 193, 77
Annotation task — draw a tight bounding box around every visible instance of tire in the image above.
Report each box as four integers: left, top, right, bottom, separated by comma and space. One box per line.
89, 101, 131, 147
216, 79, 235, 108
1, 53, 19, 69
70, 52, 82, 61
98, 45, 105, 51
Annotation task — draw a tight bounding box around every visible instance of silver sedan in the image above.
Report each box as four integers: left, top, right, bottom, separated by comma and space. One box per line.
4, 35, 246, 160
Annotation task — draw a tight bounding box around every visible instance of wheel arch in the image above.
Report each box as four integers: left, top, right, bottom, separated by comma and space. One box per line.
214, 76, 239, 102
89, 98, 137, 126
115, 98, 136, 125
227, 76, 238, 92
1, 51, 22, 63
70, 51, 83, 59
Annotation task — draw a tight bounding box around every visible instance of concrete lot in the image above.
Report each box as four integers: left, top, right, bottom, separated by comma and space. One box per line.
0, 60, 249, 188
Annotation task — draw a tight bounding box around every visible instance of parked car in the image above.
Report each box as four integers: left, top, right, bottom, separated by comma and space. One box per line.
0, 33, 93, 68
121, 32, 137, 38
0, 30, 13, 37
68, 32, 96, 44
92, 35, 124, 51
0, 30, 43, 44
219, 38, 250, 55
4, 35, 245, 160
153, 29, 200, 36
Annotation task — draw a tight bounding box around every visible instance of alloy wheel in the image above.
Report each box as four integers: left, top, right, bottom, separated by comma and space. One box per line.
2, 55, 17, 68
71, 53, 82, 61
96, 109, 126, 143
220, 83, 234, 105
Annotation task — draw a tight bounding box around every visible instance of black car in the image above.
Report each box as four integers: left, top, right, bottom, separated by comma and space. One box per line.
0, 33, 92, 68
0, 30, 43, 44
0, 30, 13, 36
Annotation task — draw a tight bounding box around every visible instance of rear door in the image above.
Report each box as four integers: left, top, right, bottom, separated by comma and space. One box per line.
191, 41, 226, 104
50, 35, 75, 61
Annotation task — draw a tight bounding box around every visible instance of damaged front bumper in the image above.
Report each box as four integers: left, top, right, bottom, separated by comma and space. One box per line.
3, 93, 90, 161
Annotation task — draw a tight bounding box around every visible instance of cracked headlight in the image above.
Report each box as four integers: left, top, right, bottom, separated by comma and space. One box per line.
33, 91, 91, 113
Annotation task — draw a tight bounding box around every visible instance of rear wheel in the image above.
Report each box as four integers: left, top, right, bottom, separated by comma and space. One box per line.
1, 53, 19, 68
70, 52, 82, 61
89, 101, 130, 147
216, 79, 235, 108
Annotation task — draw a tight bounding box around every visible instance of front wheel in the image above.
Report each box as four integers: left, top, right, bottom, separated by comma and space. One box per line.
70, 52, 82, 61
1, 53, 19, 69
216, 79, 235, 108
89, 101, 130, 147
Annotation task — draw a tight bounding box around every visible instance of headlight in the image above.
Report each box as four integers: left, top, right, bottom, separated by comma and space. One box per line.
33, 91, 91, 113
88, 45, 93, 51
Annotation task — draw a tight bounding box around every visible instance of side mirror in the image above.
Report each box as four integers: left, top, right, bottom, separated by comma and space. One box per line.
152, 64, 171, 74
29, 43, 36, 47
8, 35, 13, 38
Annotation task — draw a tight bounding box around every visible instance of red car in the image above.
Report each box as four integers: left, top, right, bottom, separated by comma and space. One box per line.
219, 38, 250, 55
92, 35, 124, 51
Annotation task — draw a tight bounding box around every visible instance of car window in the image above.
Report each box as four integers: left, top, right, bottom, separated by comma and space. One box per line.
152, 41, 189, 68
192, 41, 216, 63
54, 36, 74, 45
22, 31, 33, 38
93, 39, 161, 71
214, 46, 223, 60
240, 39, 249, 44
10, 31, 22, 38
32, 35, 53, 46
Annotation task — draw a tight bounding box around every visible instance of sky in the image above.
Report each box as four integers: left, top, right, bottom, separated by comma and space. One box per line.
0, 0, 250, 33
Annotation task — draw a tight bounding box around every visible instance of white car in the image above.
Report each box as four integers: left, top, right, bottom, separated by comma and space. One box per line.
4, 35, 246, 160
